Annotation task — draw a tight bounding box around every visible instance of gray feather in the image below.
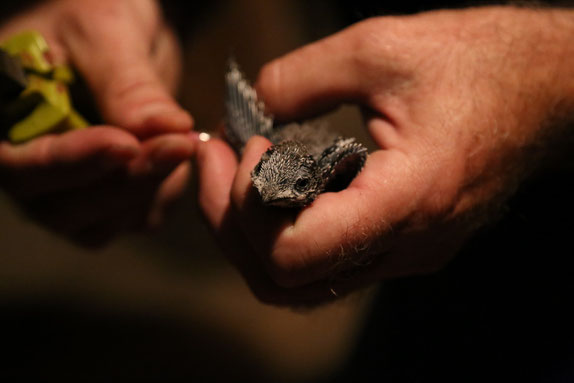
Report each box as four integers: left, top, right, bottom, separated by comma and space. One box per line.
224, 58, 273, 152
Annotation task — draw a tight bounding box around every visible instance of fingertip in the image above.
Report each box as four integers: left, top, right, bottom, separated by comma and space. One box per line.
254, 59, 282, 114
70, 39, 192, 137
196, 138, 238, 227
188, 131, 206, 147
230, 136, 273, 219
137, 107, 194, 137
233, 136, 273, 200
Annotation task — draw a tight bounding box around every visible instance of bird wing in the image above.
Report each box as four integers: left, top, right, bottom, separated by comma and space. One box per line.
224, 58, 273, 152
318, 137, 368, 192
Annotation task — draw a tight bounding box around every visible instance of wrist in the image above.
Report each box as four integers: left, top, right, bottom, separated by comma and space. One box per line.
505, 7, 574, 131
459, 7, 574, 124
545, 9, 574, 127
463, 7, 574, 169
521, 7, 574, 171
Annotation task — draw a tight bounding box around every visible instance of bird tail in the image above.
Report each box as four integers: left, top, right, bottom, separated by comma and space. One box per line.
224, 58, 273, 152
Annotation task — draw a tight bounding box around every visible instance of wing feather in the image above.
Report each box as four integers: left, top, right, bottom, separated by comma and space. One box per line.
225, 58, 273, 152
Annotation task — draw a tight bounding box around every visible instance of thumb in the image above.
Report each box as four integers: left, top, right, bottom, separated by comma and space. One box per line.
59, 3, 192, 138
254, 20, 388, 121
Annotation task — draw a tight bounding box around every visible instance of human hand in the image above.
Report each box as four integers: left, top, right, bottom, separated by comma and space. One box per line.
197, 7, 574, 305
0, 0, 191, 136
0, 0, 194, 246
0, 128, 194, 246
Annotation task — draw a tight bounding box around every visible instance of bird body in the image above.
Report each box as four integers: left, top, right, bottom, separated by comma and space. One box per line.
225, 59, 367, 208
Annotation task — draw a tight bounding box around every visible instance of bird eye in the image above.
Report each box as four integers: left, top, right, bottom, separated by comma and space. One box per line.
295, 178, 310, 192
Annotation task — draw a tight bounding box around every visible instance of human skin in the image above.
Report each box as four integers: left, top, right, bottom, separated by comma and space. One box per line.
0, 0, 194, 246
197, 6, 574, 305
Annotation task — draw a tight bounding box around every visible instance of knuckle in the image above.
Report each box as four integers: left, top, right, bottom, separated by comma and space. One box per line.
348, 18, 389, 67
59, 1, 123, 39
108, 74, 163, 104
347, 16, 411, 80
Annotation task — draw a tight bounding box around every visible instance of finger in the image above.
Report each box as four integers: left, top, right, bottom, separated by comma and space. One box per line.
150, 23, 182, 95
0, 127, 139, 168
194, 138, 299, 302
19, 133, 195, 235
147, 161, 191, 229
230, 136, 316, 287
212, 207, 334, 307
285, 149, 439, 282
232, 143, 427, 287
254, 20, 388, 120
194, 138, 294, 302
67, 134, 195, 235
59, 3, 192, 137
197, 138, 377, 305
216, 206, 380, 307
128, 133, 196, 177
26, 150, 190, 237
196, 138, 239, 228
0, 127, 140, 195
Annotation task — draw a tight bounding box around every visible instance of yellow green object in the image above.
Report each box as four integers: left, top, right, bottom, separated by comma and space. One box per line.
0, 30, 88, 143
8, 74, 88, 143
53, 65, 74, 84
0, 30, 52, 74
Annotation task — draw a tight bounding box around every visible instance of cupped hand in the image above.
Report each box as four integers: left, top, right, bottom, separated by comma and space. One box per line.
0, 127, 195, 247
197, 7, 574, 305
0, 0, 195, 246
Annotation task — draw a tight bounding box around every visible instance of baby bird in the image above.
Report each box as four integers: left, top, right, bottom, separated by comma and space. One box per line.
225, 59, 368, 208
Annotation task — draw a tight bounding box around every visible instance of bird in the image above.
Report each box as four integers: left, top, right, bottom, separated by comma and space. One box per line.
224, 58, 368, 208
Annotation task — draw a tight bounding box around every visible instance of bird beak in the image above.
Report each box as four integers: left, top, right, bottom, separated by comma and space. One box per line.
261, 191, 276, 205
261, 192, 305, 208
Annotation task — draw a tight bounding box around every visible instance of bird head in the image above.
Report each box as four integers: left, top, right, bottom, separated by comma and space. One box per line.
251, 141, 322, 207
